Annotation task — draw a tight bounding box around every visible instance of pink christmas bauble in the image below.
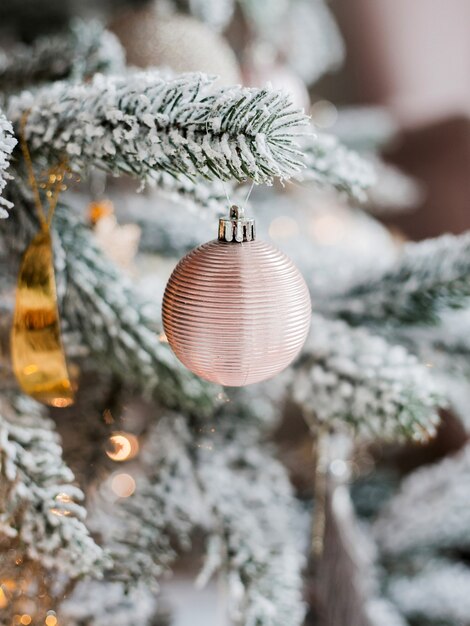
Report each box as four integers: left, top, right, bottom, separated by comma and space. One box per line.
162, 209, 311, 386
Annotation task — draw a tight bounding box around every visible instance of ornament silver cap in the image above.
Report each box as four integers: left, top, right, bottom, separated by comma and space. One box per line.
218, 206, 256, 243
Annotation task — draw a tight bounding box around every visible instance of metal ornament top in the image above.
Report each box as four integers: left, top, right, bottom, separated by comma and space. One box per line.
218, 206, 256, 243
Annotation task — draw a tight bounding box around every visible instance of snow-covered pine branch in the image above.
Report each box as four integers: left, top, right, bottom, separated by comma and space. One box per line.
292, 314, 442, 440
362, 158, 423, 215
91, 407, 306, 626
297, 131, 376, 200
0, 20, 125, 92
95, 414, 205, 585
60, 580, 162, 626
53, 208, 219, 416
374, 444, 470, 555
0, 393, 107, 577
196, 429, 306, 626
330, 233, 470, 325
387, 560, 470, 625
0, 184, 219, 415
8, 71, 309, 186
55, 210, 219, 414
0, 111, 16, 216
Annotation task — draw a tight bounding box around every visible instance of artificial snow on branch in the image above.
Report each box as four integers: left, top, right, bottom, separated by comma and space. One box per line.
54, 207, 219, 416
0, 20, 125, 92
362, 158, 423, 215
1, 181, 219, 413
91, 407, 306, 626
374, 444, 470, 555
297, 132, 376, 201
292, 314, 442, 440
0, 111, 17, 216
387, 560, 470, 626
196, 427, 306, 626
8, 71, 309, 186
330, 106, 399, 153
95, 414, 205, 586
0, 393, 107, 578
60, 580, 162, 626
329, 233, 470, 325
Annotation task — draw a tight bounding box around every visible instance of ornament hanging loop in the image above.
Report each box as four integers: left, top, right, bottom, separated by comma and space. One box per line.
218, 205, 256, 243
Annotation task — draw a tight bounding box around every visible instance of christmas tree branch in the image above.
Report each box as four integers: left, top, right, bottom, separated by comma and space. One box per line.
1, 183, 220, 416
55, 208, 220, 416
0, 111, 17, 215
374, 444, 470, 555
387, 560, 470, 625
297, 131, 376, 200
292, 314, 442, 440
0, 393, 108, 578
8, 71, 309, 186
328, 233, 470, 325
196, 427, 306, 626
96, 414, 205, 586
60, 580, 163, 626
0, 20, 125, 92
100, 411, 306, 626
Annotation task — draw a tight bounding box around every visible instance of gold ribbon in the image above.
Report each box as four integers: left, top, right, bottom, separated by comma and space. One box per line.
10, 113, 74, 407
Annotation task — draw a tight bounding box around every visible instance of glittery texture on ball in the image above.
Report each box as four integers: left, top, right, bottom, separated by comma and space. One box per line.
110, 10, 241, 86
162, 239, 311, 386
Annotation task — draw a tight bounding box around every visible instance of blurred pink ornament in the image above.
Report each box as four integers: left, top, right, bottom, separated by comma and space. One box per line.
243, 60, 311, 111
162, 207, 311, 386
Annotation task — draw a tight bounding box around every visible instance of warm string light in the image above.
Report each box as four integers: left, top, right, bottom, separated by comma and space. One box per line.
1, 556, 58, 625
111, 472, 136, 498
44, 611, 58, 626
88, 199, 114, 225
50, 492, 73, 517
268, 215, 299, 240
309, 212, 346, 245
106, 432, 140, 462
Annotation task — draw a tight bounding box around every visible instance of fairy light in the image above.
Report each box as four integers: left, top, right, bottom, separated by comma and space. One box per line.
50, 397, 73, 408
106, 432, 139, 462
111, 473, 136, 498
56, 493, 72, 503
329, 459, 348, 478
158, 332, 168, 343
309, 213, 347, 245
268, 215, 299, 240
45, 613, 58, 626
50, 492, 73, 517
20, 615, 32, 625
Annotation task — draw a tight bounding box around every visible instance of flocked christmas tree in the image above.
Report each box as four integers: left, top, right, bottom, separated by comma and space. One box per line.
0, 1, 469, 625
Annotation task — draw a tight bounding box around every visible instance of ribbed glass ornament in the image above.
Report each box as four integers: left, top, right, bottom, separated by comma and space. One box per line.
162, 237, 311, 387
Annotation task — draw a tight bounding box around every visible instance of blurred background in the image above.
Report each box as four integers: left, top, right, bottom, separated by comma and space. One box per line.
1, 1, 469, 625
